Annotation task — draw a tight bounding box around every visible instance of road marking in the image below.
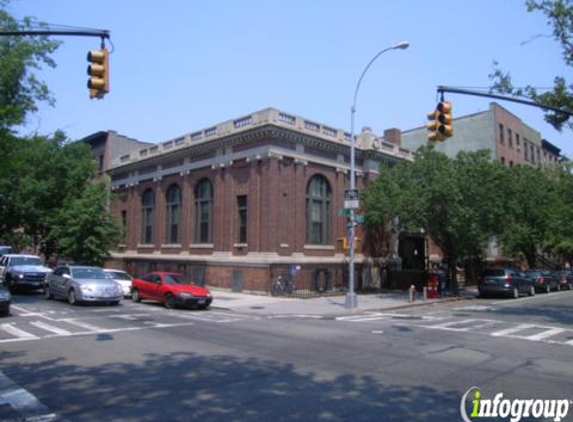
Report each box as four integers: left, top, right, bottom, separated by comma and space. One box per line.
524, 327, 568, 341
490, 324, 536, 337
29, 321, 72, 336
63, 319, 106, 333
0, 370, 65, 422
0, 323, 39, 340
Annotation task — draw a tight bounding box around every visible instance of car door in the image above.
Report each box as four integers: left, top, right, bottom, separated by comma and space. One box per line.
0, 256, 7, 282
149, 274, 165, 301
137, 274, 157, 300
53, 267, 71, 298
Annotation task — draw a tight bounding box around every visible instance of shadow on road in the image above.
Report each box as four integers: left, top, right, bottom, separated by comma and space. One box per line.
0, 350, 461, 422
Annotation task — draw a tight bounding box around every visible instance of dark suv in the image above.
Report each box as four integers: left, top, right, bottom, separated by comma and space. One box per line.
478, 268, 535, 299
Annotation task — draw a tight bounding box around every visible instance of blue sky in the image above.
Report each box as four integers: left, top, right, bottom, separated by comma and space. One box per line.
7, 0, 572, 157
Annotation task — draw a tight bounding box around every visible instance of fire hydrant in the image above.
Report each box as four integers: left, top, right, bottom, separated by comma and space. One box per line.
409, 284, 416, 303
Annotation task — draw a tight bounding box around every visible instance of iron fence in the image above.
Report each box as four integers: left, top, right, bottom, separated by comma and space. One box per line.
269, 263, 348, 299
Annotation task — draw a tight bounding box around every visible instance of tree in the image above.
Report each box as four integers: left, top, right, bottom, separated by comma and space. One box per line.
48, 181, 123, 266
497, 165, 559, 267
490, 0, 573, 130
362, 146, 508, 295
0, 0, 60, 132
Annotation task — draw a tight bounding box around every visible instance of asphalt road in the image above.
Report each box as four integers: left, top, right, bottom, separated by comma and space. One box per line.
1, 290, 572, 422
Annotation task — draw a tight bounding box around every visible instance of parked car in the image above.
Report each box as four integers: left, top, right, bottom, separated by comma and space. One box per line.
0, 246, 12, 257
478, 268, 535, 298
0, 254, 52, 292
45, 265, 123, 305
552, 270, 573, 291
524, 269, 559, 293
0, 282, 11, 316
104, 269, 133, 297
132, 272, 212, 309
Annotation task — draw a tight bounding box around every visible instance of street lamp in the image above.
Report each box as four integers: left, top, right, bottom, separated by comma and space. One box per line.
346, 40, 410, 310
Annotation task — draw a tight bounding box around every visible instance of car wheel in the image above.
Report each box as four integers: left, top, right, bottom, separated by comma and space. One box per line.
512, 288, 519, 299
68, 289, 77, 305
109, 301, 120, 306
132, 289, 141, 303
45, 285, 53, 300
0, 308, 8, 317
164, 294, 176, 309
199, 304, 210, 310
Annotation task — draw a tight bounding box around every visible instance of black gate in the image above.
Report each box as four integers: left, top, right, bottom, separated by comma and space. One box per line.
269, 263, 348, 298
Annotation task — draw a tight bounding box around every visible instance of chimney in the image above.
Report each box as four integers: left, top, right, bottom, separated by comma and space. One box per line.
383, 128, 401, 147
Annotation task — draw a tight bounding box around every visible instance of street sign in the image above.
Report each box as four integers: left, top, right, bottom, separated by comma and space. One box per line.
344, 189, 360, 209
344, 189, 359, 200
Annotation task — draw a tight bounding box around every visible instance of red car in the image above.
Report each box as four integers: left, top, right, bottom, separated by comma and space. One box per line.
131, 272, 212, 309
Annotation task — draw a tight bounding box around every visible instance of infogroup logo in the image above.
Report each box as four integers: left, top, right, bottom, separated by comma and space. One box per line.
460, 386, 571, 422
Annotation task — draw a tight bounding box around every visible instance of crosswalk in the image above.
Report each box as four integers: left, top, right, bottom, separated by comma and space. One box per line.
336, 312, 573, 347
0, 305, 253, 344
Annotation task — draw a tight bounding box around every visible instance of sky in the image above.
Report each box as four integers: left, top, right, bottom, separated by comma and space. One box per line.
6, 0, 572, 157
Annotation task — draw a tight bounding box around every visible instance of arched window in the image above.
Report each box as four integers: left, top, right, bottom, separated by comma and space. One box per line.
165, 184, 181, 244
141, 189, 155, 244
306, 175, 332, 245
195, 179, 213, 244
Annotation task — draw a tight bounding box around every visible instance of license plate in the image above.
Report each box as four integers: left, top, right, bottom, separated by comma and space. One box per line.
198, 298, 205, 304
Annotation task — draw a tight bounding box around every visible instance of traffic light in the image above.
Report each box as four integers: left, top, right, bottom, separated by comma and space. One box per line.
87, 48, 109, 99
426, 101, 453, 141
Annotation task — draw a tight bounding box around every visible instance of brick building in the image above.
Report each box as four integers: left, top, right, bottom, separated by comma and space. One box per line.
104, 108, 414, 293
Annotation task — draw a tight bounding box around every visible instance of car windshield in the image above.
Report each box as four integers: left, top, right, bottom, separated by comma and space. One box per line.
107, 271, 131, 280
72, 268, 107, 280
11, 256, 43, 266
163, 274, 184, 285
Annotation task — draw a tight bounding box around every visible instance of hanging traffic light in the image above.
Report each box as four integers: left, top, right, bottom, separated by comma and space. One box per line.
426, 108, 443, 142
87, 48, 109, 99
437, 101, 453, 138
426, 101, 453, 141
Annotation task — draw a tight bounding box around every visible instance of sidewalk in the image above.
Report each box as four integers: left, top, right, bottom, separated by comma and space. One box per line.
210, 287, 478, 317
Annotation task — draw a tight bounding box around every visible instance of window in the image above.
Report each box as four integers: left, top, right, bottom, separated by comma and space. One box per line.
499, 124, 504, 144
141, 189, 155, 244
165, 184, 181, 244
508, 128, 513, 148
237, 195, 248, 243
121, 210, 127, 228
516, 133, 520, 147
195, 179, 213, 244
306, 175, 332, 245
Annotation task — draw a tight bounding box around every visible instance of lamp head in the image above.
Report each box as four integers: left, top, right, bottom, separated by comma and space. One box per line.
392, 41, 410, 50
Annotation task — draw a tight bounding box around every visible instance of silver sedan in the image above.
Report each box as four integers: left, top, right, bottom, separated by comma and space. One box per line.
45, 265, 123, 305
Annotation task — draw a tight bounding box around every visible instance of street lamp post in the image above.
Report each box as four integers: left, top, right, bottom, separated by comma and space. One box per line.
346, 40, 410, 310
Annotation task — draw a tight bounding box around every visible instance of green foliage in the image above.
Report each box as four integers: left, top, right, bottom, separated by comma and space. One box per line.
48, 181, 123, 266
497, 165, 559, 266
0, 0, 60, 132
489, 0, 573, 130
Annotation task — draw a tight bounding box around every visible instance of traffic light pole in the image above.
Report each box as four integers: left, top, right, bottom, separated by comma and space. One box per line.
0, 29, 110, 42
437, 86, 573, 117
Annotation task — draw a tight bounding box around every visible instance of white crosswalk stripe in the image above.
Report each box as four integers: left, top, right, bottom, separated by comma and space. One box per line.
0, 307, 253, 344
0, 323, 39, 341
335, 311, 573, 347
29, 321, 72, 336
